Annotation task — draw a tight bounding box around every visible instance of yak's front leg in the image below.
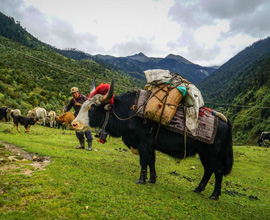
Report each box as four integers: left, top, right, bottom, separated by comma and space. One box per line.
136, 141, 156, 184
136, 152, 148, 184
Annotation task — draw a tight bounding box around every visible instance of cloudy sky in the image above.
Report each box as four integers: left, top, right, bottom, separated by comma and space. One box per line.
1, 0, 269, 66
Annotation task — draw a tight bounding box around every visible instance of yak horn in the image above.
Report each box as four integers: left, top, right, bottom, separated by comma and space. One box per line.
90, 77, 96, 94
101, 75, 114, 104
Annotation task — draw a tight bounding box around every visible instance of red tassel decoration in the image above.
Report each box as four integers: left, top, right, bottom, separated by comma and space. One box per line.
158, 103, 163, 108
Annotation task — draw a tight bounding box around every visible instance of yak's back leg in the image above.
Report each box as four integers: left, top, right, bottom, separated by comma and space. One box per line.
147, 147, 157, 183
209, 171, 223, 200
195, 152, 224, 200
193, 167, 213, 193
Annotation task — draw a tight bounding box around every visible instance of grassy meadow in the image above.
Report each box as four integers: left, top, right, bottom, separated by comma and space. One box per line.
0, 122, 269, 219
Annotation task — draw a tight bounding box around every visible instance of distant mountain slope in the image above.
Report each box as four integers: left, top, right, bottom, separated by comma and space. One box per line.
198, 37, 270, 103
197, 37, 270, 144
58, 50, 216, 84
94, 52, 217, 84
0, 11, 49, 49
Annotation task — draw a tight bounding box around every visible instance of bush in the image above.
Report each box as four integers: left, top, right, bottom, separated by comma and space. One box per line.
4, 96, 19, 109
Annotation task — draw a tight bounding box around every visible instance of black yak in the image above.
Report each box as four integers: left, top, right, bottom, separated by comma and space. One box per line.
72, 77, 233, 200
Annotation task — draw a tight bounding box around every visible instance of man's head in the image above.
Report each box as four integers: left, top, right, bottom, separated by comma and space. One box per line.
70, 87, 79, 98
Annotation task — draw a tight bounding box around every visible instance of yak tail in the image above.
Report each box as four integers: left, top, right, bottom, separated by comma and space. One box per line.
223, 118, 233, 175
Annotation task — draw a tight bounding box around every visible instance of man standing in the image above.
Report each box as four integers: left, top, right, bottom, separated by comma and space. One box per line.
63, 87, 93, 151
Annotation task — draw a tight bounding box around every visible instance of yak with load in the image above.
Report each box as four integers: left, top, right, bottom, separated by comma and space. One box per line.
72, 77, 233, 200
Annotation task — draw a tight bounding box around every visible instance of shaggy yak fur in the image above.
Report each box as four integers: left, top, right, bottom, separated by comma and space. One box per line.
10, 113, 39, 134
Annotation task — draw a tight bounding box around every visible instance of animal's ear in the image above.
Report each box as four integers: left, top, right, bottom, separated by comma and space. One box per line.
90, 77, 96, 94
101, 75, 114, 104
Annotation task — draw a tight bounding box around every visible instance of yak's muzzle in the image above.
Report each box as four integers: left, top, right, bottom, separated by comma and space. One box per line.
72, 121, 83, 130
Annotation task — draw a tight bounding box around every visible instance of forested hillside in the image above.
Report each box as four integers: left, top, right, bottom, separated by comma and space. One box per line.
198, 37, 270, 103
198, 38, 270, 144
226, 56, 270, 144
0, 36, 141, 115
0, 11, 49, 49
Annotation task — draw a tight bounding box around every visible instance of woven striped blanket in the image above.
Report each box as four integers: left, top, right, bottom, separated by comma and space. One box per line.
134, 89, 218, 144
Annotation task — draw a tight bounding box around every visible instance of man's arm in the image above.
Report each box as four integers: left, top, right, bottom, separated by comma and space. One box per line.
63, 98, 74, 113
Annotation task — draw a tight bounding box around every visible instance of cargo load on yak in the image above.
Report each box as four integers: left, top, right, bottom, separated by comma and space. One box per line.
143, 69, 204, 135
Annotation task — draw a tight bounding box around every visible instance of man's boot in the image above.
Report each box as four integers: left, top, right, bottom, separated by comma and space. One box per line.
86, 141, 92, 151
76, 139, 85, 149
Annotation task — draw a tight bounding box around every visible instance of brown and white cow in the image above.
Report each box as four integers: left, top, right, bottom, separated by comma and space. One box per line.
56, 112, 75, 130
27, 107, 47, 125
46, 111, 56, 128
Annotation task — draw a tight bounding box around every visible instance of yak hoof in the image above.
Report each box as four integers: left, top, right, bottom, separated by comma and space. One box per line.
136, 180, 146, 184
193, 188, 201, 193
193, 186, 204, 193
147, 179, 156, 184
209, 195, 219, 200
209, 191, 221, 200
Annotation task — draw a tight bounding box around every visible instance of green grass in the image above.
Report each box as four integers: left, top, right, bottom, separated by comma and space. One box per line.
0, 122, 270, 219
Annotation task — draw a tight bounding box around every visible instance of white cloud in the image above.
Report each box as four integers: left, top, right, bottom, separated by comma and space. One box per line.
0, 0, 269, 66
194, 20, 230, 48
168, 0, 270, 65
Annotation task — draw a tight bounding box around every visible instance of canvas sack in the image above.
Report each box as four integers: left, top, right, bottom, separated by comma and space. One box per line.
144, 84, 183, 125
144, 69, 172, 84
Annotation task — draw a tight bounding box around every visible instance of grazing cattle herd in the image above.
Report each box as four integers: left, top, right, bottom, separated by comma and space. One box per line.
0, 106, 75, 133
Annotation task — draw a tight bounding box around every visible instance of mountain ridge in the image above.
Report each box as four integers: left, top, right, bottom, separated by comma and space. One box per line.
57, 49, 216, 84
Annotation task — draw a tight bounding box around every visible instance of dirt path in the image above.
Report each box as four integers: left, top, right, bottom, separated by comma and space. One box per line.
0, 140, 35, 160
0, 140, 51, 175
